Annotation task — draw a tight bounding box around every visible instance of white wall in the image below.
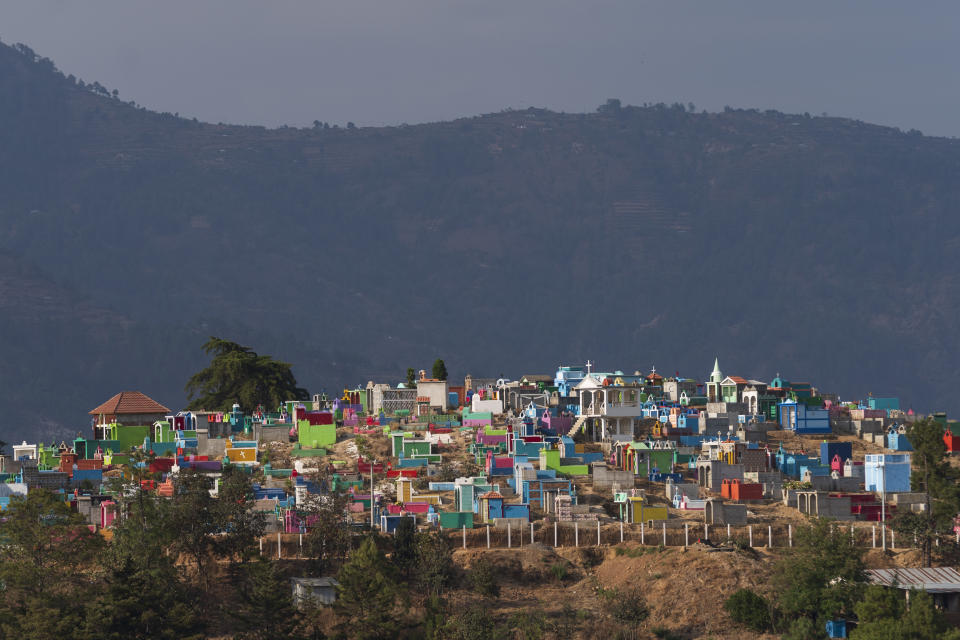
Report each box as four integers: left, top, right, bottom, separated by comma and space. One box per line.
471, 395, 503, 414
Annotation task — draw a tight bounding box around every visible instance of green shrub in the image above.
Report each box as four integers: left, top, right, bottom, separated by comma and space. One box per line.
724, 588, 771, 632
600, 587, 649, 625
469, 557, 500, 598
549, 561, 568, 582
446, 603, 506, 640
509, 610, 546, 640
781, 616, 821, 640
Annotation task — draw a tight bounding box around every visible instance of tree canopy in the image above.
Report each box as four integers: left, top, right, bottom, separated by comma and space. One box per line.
335, 536, 399, 639
431, 359, 448, 381
773, 518, 866, 633
185, 337, 308, 411
850, 586, 960, 640
893, 417, 960, 566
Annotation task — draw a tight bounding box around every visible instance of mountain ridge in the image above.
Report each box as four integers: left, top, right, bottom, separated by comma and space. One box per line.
1, 39, 959, 441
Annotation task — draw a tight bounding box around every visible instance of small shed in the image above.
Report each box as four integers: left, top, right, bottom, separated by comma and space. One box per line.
291, 577, 339, 608
866, 567, 960, 613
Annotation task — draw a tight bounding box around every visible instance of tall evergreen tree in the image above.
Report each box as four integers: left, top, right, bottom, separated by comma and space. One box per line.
215, 465, 267, 563
851, 586, 960, 640
0, 490, 103, 639
335, 536, 399, 639
82, 558, 204, 640
167, 470, 220, 593
431, 358, 448, 381
773, 518, 866, 630
415, 530, 455, 597
391, 517, 418, 582
235, 558, 302, 640
892, 417, 960, 567
304, 492, 353, 576
185, 337, 308, 411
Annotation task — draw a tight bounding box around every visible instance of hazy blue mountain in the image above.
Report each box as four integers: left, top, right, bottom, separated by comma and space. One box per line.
2, 40, 959, 442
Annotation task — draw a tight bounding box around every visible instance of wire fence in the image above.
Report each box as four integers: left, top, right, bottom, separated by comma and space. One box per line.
255, 520, 945, 558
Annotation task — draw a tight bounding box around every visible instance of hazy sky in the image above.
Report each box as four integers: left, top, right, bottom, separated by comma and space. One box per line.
2, 2, 958, 136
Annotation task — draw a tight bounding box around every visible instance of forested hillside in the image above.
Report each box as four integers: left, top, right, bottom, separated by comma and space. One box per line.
2, 39, 960, 441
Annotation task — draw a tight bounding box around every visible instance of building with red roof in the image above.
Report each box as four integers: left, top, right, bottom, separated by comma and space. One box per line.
89, 391, 170, 428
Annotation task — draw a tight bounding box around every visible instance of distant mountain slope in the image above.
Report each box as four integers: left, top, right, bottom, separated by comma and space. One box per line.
1, 40, 960, 440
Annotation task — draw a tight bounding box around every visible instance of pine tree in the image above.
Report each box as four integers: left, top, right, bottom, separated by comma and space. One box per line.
0, 490, 104, 638
850, 586, 960, 640
335, 536, 399, 639
304, 492, 352, 576
215, 466, 267, 563
185, 337, 308, 411
773, 518, 866, 626
431, 359, 448, 381
893, 417, 960, 567
416, 530, 455, 597
167, 470, 219, 591
235, 559, 301, 640
391, 517, 418, 582
83, 558, 204, 640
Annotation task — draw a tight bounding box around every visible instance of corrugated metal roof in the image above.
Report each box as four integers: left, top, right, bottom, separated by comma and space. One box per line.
866, 567, 960, 593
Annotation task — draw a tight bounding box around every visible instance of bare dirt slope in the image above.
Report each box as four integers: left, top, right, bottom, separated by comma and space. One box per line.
444, 539, 923, 639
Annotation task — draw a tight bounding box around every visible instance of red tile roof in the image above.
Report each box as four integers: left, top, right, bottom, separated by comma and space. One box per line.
728, 376, 748, 384
89, 391, 170, 416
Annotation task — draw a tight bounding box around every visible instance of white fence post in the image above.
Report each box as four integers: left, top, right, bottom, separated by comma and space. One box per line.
531, 522, 534, 545
486, 524, 490, 549
554, 521, 558, 547
789, 524, 793, 547
749, 525, 753, 547
508, 523, 511, 548
277, 531, 281, 559
727, 523, 731, 541
641, 521, 645, 545
872, 526, 876, 549
620, 521, 624, 543
463, 525, 467, 549
662, 522, 666, 546
768, 525, 772, 548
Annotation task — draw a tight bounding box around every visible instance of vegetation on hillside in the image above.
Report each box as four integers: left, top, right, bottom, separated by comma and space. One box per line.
3, 36, 960, 442
893, 417, 960, 567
